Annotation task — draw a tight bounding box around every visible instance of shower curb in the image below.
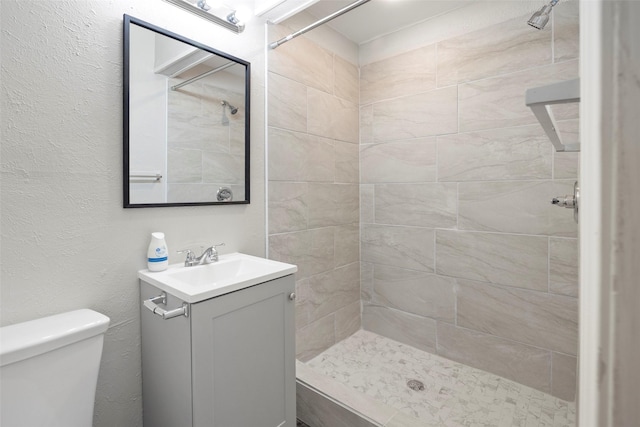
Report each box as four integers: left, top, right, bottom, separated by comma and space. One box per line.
296, 361, 426, 427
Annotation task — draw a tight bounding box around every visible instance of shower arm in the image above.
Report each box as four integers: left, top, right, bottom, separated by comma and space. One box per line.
269, 0, 371, 49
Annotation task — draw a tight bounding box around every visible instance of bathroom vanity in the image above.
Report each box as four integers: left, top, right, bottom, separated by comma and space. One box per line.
138, 253, 297, 427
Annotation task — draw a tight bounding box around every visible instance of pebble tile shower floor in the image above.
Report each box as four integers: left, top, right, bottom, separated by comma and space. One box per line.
307, 330, 575, 427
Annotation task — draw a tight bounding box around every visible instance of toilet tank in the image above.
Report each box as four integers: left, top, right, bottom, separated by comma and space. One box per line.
0, 309, 110, 427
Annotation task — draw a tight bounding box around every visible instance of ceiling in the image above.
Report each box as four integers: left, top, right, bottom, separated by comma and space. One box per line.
303, 0, 473, 44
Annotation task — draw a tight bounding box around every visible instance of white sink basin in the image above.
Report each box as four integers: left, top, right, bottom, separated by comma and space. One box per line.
138, 253, 297, 303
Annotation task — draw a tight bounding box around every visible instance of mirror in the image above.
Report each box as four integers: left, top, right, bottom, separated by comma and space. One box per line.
123, 15, 250, 207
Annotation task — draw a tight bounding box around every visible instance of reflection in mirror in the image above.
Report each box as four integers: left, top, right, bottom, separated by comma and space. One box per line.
124, 15, 250, 207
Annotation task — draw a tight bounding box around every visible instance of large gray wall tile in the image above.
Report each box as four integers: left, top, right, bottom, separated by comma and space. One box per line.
268, 182, 308, 234
437, 15, 552, 87
360, 262, 374, 302
268, 128, 334, 182
371, 264, 456, 322
296, 263, 360, 326
268, 72, 307, 132
436, 230, 548, 291
373, 86, 458, 142
456, 280, 579, 355
362, 225, 435, 272
554, 120, 580, 179
269, 25, 333, 93
334, 55, 359, 104
553, 1, 580, 63
458, 180, 578, 237
308, 183, 359, 228
436, 322, 552, 394
437, 125, 552, 182
360, 185, 375, 224
295, 279, 311, 330
202, 152, 244, 184
268, 28, 362, 362
550, 237, 579, 297
308, 88, 359, 143
552, 352, 577, 401
335, 301, 361, 343
375, 183, 457, 228
334, 223, 359, 267
360, 105, 373, 144
360, 138, 436, 183
458, 60, 578, 132
363, 305, 437, 352
296, 314, 336, 362
269, 228, 335, 280
335, 141, 359, 184
167, 148, 202, 183
360, 44, 436, 105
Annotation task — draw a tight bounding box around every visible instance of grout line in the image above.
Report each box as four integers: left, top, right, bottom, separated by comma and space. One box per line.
435, 42, 439, 89
454, 278, 458, 327
550, 350, 554, 393
435, 136, 440, 183
348, 118, 579, 146
551, 9, 556, 64
361, 223, 576, 240
433, 228, 438, 275
359, 56, 578, 107
455, 182, 460, 229
548, 236, 552, 293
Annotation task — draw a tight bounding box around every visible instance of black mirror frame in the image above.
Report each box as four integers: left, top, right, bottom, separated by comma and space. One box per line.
123, 14, 250, 208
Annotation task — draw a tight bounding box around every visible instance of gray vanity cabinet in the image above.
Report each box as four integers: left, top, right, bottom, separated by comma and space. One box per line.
140, 275, 296, 427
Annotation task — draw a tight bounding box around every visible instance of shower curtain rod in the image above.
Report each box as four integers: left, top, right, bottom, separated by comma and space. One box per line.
170, 61, 236, 91
269, 0, 372, 49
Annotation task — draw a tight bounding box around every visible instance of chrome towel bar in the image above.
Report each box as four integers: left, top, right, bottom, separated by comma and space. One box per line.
143, 292, 189, 319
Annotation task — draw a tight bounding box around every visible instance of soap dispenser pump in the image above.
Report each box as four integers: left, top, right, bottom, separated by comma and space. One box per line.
147, 232, 168, 271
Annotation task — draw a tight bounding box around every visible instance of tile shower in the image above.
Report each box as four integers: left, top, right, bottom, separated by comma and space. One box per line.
268, 1, 579, 424
166, 75, 246, 202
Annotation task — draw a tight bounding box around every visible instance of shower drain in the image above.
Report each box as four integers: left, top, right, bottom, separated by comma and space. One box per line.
406, 379, 425, 391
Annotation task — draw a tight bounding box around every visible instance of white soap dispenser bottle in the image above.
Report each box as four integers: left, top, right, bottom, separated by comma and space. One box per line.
147, 232, 168, 272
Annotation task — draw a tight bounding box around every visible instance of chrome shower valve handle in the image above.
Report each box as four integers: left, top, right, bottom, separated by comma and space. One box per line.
551, 181, 580, 223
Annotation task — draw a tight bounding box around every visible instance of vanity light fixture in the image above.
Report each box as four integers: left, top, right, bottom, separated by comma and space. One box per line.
163, 0, 246, 33
226, 11, 241, 26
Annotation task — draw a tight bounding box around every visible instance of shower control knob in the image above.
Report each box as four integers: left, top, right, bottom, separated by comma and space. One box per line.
551, 181, 580, 224
551, 195, 576, 208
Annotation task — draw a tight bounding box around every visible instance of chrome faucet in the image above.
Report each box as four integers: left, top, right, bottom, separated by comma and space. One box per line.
178, 243, 225, 267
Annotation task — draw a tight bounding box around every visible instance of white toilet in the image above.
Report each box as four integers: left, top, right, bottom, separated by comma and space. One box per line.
0, 309, 110, 427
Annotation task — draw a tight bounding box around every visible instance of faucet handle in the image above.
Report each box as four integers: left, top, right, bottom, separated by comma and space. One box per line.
177, 249, 196, 265
211, 243, 225, 255
207, 243, 225, 262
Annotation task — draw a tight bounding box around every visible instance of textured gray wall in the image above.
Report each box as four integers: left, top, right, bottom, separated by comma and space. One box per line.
0, 1, 266, 426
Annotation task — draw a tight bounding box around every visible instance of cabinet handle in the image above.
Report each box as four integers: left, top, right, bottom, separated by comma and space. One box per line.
288, 292, 296, 301
143, 292, 189, 319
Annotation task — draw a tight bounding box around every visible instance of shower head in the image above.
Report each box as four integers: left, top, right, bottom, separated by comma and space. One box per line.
527, 0, 559, 30
221, 100, 238, 115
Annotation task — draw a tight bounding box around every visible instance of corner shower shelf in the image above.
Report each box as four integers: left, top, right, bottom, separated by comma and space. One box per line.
526, 78, 580, 152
